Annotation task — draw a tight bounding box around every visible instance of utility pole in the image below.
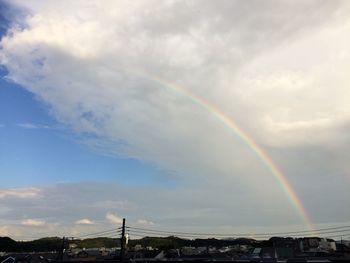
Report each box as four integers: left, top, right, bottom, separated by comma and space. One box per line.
341, 236, 343, 253
57, 236, 66, 261
120, 218, 126, 263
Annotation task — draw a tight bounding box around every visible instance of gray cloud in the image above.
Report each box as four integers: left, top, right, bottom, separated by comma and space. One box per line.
2, 182, 347, 240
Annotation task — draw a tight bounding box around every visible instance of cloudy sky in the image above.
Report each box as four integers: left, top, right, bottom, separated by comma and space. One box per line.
1, 0, 350, 240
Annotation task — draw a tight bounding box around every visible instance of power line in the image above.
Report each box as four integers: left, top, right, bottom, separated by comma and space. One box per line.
306, 229, 350, 236
79, 231, 122, 239
127, 229, 350, 240
128, 233, 149, 239
322, 231, 350, 239
127, 228, 350, 239
82, 231, 121, 239
127, 225, 350, 237
57, 222, 350, 241
75, 227, 122, 239
127, 229, 216, 238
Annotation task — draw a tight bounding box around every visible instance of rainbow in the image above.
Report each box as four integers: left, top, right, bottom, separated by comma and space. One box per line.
144, 74, 314, 230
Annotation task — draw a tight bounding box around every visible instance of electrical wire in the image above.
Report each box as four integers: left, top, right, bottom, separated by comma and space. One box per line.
127, 229, 350, 241
316, 231, 350, 239
127, 224, 350, 237
75, 227, 122, 239
127, 229, 215, 239
65, 223, 350, 241
126, 225, 350, 236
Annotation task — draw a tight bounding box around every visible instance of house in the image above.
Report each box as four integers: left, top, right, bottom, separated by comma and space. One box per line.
71, 249, 102, 261
298, 237, 336, 253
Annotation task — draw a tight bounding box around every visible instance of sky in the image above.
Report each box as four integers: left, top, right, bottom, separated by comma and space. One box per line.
0, 0, 350, 240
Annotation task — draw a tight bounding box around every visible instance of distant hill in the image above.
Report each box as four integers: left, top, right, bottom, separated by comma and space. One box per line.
0, 236, 17, 251
0, 236, 119, 252
73, 237, 119, 249
0, 236, 64, 252
127, 236, 257, 249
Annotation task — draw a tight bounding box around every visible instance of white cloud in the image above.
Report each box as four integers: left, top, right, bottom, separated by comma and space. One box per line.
0, 226, 10, 236
235, 18, 350, 146
0, 187, 41, 199
106, 212, 123, 225
21, 218, 45, 226
136, 219, 155, 226
75, 218, 94, 225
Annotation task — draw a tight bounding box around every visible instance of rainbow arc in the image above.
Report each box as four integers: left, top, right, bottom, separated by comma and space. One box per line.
144, 74, 314, 231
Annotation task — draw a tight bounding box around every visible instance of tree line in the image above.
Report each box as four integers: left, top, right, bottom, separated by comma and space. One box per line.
0, 236, 261, 252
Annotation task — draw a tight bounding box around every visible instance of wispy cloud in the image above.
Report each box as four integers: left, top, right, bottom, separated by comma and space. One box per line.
21, 218, 46, 226
75, 218, 94, 225
0, 187, 41, 199
17, 123, 50, 129
0, 226, 10, 236
136, 219, 155, 226
106, 212, 123, 225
